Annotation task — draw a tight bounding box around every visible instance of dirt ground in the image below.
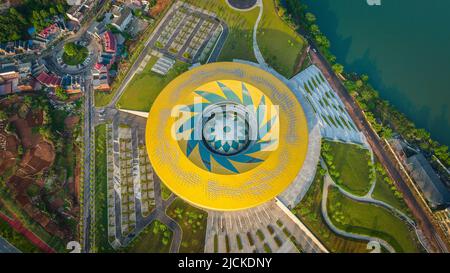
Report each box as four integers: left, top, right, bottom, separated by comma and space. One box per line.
0, 95, 80, 243
149, 0, 172, 18
0, 125, 18, 175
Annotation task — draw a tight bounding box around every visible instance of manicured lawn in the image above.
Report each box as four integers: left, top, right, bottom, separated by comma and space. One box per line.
0, 217, 41, 253
184, 0, 259, 62
167, 198, 208, 253
293, 167, 371, 253
372, 163, 411, 216
327, 187, 421, 253
323, 141, 373, 196
186, 0, 307, 77
62, 43, 88, 66
116, 60, 189, 112
95, 88, 116, 108
93, 124, 115, 253
257, 0, 307, 78
124, 220, 172, 253
372, 179, 409, 216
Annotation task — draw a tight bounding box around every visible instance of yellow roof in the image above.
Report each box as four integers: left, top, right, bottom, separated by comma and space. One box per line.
146, 62, 309, 211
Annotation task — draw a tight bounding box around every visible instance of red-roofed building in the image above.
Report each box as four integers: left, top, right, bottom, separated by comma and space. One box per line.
36, 71, 61, 88
103, 31, 117, 53
94, 62, 104, 71
92, 66, 111, 92
38, 24, 60, 39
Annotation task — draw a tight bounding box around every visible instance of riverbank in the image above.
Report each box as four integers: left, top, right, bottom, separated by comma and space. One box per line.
303, 0, 450, 147
278, 0, 449, 170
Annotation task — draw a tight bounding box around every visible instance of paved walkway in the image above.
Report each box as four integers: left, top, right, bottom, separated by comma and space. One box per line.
321, 175, 396, 253
204, 200, 327, 253
320, 140, 431, 252
252, 0, 266, 66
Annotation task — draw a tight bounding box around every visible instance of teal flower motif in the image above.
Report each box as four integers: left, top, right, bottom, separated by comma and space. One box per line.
177, 81, 278, 174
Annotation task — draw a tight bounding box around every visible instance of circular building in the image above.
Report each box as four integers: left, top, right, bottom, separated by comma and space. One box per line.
146, 62, 309, 211
227, 0, 258, 10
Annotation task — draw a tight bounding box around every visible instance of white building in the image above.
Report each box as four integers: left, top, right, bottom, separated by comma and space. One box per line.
111, 6, 133, 32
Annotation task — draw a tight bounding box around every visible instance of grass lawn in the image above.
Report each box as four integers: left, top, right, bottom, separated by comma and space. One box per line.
160, 182, 172, 201
293, 167, 371, 253
327, 187, 422, 253
116, 59, 189, 111
184, 0, 259, 62
257, 0, 307, 78
62, 43, 88, 66
93, 124, 116, 253
167, 198, 208, 253
0, 217, 41, 253
124, 220, 172, 253
323, 141, 373, 196
94, 88, 116, 108
372, 167, 411, 217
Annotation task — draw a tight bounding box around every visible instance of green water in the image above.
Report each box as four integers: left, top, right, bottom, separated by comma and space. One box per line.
304, 0, 450, 145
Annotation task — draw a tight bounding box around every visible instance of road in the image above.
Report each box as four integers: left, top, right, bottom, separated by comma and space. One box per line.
83, 1, 186, 252
82, 75, 95, 253
0, 236, 20, 253
301, 29, 449, 253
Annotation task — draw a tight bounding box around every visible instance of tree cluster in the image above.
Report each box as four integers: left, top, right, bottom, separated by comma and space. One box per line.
0, 0, 67, 42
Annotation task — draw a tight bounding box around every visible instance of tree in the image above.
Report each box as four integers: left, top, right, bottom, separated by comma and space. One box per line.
305, 13, 316, 24
381, 127, 394, 139
23, 95, 33, 107
57, 3, 65, 14
55, 86, 68, 100
64, 43, 78, 57
332, 63, 344, 75
49, 7, 57, 16
0, 110, 7, 121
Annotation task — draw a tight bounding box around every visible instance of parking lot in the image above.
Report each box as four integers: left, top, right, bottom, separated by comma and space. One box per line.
150, 2, 224, 63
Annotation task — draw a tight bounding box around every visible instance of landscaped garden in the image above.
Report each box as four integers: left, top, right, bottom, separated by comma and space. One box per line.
321, 141, 373, 196
371, 161, 411, 216
167, 198, 208, 253
62, 42, 89, 66
293, 166, 372, 253
93, 124, 115, 253
327, 186, 422, 253
185, 0, 307, 78
124, 220, 172, 253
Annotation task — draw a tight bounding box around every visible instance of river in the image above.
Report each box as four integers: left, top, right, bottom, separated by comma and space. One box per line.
303, 0, 450, 145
